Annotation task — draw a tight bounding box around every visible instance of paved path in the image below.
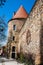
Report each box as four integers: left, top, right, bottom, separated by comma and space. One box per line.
0, 61, 24, 65
0, 58, 24, 65
0, 57, 14, 62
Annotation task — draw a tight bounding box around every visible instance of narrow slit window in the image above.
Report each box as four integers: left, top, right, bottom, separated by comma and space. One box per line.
13, 25, 16, 30
13, 36, 15, 41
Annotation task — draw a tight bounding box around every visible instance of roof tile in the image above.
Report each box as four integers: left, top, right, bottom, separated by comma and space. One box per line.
13, 5, 28, 19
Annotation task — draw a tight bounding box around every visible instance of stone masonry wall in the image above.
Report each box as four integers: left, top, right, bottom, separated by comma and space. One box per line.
18, 0, 43, 64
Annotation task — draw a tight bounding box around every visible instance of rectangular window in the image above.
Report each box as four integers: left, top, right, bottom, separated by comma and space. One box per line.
13, 25, 16, 30
13, 36, 15, 41
12, 46, 15, 52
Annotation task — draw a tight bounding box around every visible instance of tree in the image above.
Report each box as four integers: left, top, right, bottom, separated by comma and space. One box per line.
0, 17, 7, 47
0, 0, 7, 7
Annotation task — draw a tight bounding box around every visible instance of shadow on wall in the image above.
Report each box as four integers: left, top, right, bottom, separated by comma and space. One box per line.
40, 20, 43, 65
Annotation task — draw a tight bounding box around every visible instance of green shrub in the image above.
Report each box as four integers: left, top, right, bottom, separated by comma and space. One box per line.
25, 60, 34, 65
17, 53, 34, 65
19, 53, 25, 63
17, 53, 25, 63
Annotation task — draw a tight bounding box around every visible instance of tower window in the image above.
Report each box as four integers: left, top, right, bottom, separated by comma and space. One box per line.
13, 25, 16, 30
13, 36, 15, 41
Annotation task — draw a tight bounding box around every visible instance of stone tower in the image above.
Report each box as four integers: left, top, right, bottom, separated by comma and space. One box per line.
8, 5, 28, 59
8, 0, 43, 65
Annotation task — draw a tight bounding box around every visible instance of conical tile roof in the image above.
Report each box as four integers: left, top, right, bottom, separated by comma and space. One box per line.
13, 5, 28, 19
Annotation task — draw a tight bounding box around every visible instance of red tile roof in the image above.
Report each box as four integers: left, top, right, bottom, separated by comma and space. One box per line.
13, 5, 28, 19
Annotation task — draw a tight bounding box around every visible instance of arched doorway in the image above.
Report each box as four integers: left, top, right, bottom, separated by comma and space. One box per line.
11, 46, 16, 59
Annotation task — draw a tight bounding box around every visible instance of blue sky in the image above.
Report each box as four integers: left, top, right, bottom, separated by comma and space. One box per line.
0, 0, 36, 46
0, 0, 36, 23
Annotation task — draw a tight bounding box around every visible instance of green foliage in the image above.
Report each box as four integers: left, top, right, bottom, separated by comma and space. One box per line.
17, 53, 34, 65
24, 59, 34, 65
17, 53, 25, 63
19, 53, 25, 63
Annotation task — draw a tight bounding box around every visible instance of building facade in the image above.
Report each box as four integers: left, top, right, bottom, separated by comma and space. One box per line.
8, 5, 28, 59
8, 0, 43, 65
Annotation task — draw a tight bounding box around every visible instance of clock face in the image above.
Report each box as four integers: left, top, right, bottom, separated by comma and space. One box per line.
26, 30, 31, 45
